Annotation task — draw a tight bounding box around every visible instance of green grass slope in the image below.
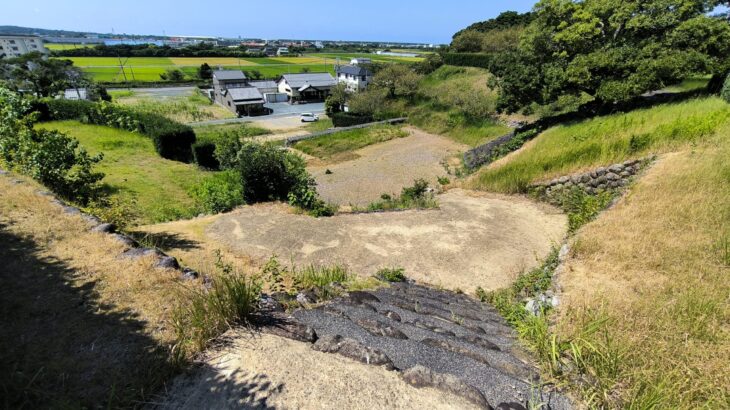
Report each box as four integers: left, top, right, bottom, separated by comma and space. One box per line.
470, 96, 730, 193
36, 121, 213, 224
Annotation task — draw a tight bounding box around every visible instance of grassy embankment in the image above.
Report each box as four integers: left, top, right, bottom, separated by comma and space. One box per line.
36, 121, 212, 224
292, 124, 408, 161
408, 65, 510, 147
470, 97, 730, 193
112, 89, 235, 123
474, 96, 730, 408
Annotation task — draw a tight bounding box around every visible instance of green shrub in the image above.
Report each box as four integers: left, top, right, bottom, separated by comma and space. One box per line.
192, 141, 218, 169
234, 141, 334, 216
294, 265, 352, 289
721, 73, 730, 103
376, 267, 407, 282
190, 171, 245, 214
332, 112, 373, 127
0, 88, 104, 203
361, 179, 438, 212
441, 52, 494, 69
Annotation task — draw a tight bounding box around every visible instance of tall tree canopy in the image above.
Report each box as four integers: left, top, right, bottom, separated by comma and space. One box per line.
490, 0, 730, 113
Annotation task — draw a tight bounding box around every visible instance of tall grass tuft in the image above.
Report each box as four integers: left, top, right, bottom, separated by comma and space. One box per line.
172, 267, 261, 358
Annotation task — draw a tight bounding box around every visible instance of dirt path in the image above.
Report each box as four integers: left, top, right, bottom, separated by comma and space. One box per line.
189, 189, 565, 292
308, 127, 467, 206
151, 331, 479, 409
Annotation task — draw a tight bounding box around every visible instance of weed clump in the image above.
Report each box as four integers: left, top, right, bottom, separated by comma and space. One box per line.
359, 179, 438, 212
376, 267, 407, 282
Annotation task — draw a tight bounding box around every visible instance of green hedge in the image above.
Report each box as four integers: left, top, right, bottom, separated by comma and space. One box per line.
36, 99, 195, 162
332, 112, 373, 127
441, 53, 494, 69
192, 141, 219, 170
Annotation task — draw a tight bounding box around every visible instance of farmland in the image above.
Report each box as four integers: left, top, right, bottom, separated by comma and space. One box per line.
56, 53, 422, 82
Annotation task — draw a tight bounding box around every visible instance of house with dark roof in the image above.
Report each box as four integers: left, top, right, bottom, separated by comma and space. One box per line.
220, 87, 267, 116
277, 72, 337, 102
212, 70, 269, 116
336, 64, 373, 92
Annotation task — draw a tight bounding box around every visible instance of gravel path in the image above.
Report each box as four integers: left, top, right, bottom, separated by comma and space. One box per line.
308, 127, 467, 206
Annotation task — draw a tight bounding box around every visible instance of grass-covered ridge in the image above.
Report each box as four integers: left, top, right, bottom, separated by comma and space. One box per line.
36, 121, 211, 224
409, 65, 510, 147
470, 97, 730, 193
292, 124, 408, 161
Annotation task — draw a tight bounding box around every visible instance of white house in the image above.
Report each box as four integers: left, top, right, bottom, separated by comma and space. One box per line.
350, 58, 372, 65
277, 72, 337, 102
0, 35, 49, 59
277, 47, 289, 56
336, 65, 373, 92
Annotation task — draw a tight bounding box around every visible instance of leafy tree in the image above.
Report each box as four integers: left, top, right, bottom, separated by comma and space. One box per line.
160, 68, 185, 82
347, 88, 388, 116
0, 53, 83, 97
325, 83, 348, 115
491, 0, 730, 113
451, 30, 486, 52
197, 63, 213, 80
414, 53, 444, 75
370, 64, 422, 99
453, 11, 535, 38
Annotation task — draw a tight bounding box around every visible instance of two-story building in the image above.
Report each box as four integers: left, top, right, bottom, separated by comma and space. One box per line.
0, 35, 49, 59
212, 70, 266, 116
277, 72, 337, 102
335, 64, 373, 92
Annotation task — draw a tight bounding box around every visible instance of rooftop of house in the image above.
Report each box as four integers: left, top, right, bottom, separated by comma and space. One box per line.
213, 70, 247, 81
248, 80, 278, 89
336, 64, 372, 77
279, 72, 336, 89
228, 87, 264, 103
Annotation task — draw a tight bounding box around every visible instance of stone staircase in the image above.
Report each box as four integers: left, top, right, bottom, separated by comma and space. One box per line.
260, 282, 573, 409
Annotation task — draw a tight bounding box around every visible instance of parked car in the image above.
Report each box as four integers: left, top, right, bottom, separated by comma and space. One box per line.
300, 113, 319, 122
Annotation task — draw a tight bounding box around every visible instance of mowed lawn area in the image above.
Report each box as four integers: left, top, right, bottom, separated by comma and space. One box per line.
36, 121, 213, 224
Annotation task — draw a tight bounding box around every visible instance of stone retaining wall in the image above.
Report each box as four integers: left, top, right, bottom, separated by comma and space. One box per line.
530, 157, 653, 202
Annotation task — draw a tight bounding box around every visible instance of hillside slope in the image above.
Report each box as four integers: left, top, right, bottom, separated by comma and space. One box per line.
0, 174, 181, 407
469, 96, 730, 407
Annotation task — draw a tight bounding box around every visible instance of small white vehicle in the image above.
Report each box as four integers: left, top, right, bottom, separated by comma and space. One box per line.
300, 113, 319, 122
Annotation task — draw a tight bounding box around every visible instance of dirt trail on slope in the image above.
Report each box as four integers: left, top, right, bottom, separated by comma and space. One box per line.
308, 127, 467, 206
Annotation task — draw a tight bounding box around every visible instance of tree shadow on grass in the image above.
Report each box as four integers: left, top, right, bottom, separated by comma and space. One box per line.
0, 223, 275, 409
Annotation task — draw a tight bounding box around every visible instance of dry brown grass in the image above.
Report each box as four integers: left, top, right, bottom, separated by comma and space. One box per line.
556, 131, 730, 407
0, 174, 190, 407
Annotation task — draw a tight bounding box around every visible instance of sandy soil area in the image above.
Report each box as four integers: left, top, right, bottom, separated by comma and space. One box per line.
203, 189, 565, 292
308, 127, 467, 206
152, 331, 477, 410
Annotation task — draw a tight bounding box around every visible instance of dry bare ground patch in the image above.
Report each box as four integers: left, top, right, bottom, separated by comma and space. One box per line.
152, 331, 479, 410
143, 189, 567, 293
307, 127, 467, 206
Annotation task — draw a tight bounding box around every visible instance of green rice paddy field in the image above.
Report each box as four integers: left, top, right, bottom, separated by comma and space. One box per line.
54, 53, 422, 82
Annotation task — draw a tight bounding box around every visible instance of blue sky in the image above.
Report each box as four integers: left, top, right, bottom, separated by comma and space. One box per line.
3, 0, 536, 44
